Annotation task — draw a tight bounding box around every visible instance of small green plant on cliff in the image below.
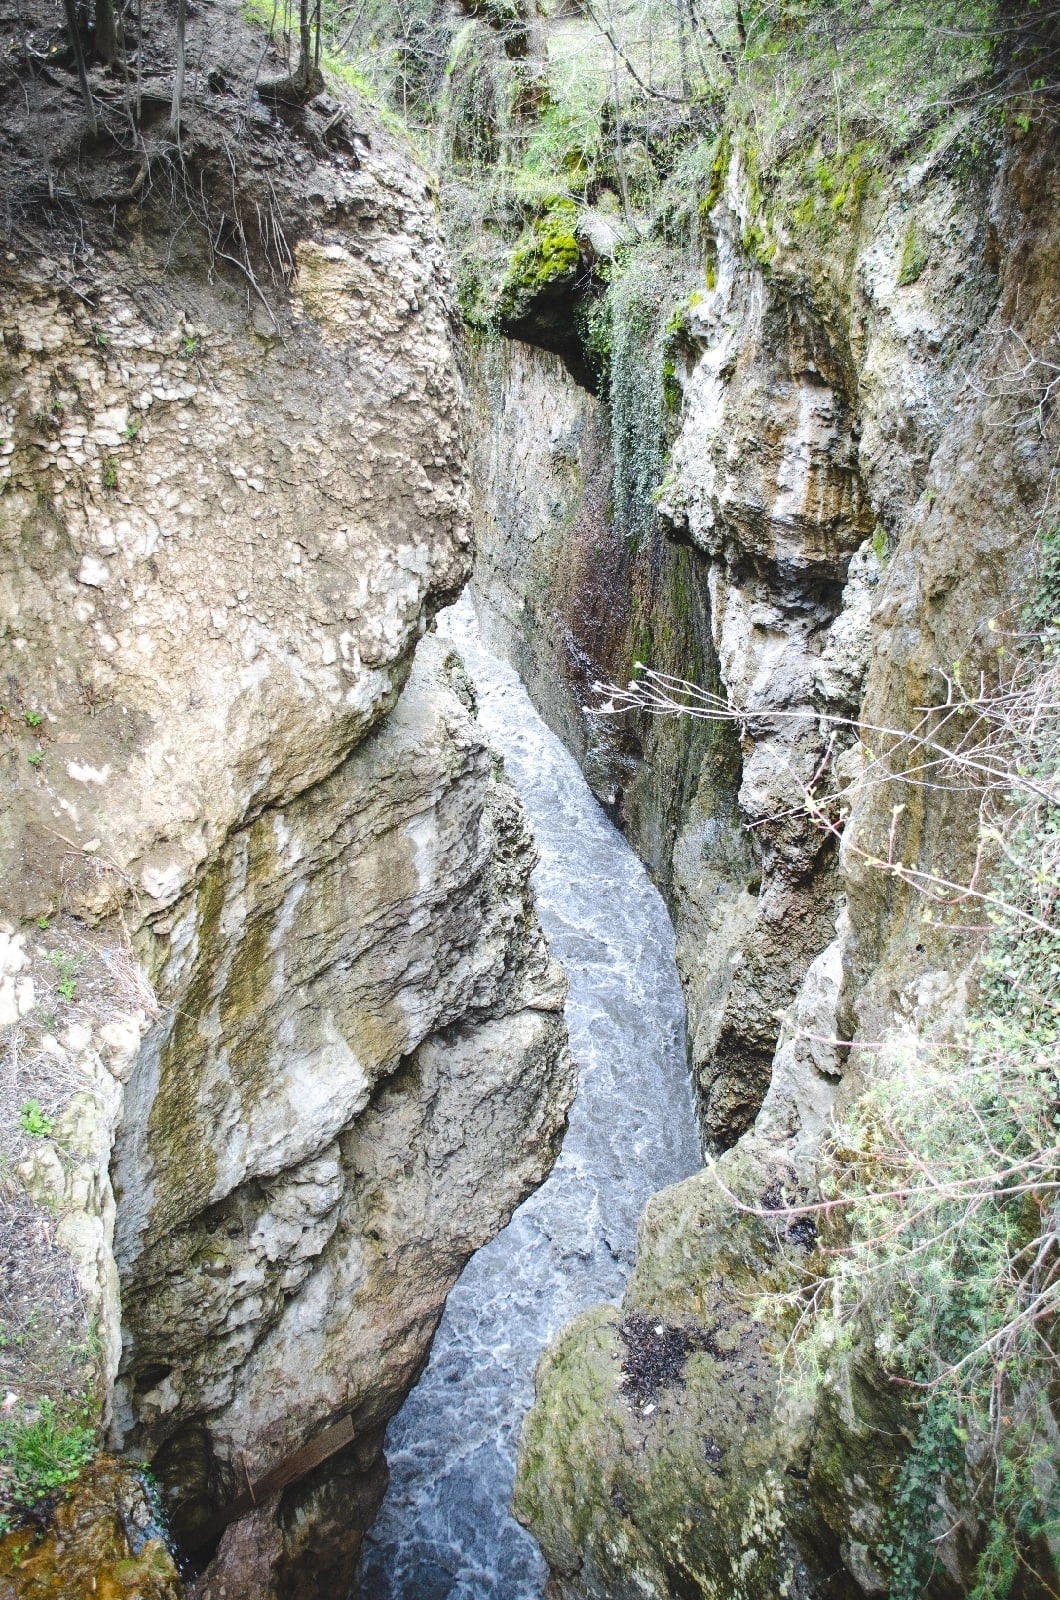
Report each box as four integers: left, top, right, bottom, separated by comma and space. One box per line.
18, 1100, 53, 1138
497, 201, 582, 323
44, 951, 81, 1003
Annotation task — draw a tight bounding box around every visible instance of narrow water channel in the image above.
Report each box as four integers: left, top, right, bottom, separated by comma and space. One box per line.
357, 596, 701, 1600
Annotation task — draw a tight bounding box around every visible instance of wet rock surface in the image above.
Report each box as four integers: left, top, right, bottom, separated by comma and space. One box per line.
0, 1458, 181, 1600
114, 634, 573, 1592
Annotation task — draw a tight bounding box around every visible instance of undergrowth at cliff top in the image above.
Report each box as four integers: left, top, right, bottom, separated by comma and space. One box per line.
434, 0, 1027, 317
330, 0, 1057, 265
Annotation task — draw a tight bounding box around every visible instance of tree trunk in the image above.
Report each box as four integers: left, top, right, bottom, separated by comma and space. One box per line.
62, 0, 97, 133
170, 0, 186, 137
674, 0, 690, 100
296, 0, 311, 88
95, 0, 119, 66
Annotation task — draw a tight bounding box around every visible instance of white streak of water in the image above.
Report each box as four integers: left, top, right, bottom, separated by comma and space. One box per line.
357, 595, 701, 1600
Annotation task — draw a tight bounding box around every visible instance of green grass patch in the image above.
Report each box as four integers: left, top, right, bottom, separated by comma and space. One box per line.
0, 1402, 95, 1533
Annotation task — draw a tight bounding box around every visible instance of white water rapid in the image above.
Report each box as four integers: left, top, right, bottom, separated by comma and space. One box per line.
357, 596, 702, 1600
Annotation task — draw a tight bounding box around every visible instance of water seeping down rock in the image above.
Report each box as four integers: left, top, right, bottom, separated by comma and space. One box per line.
0, 4, 573, 1590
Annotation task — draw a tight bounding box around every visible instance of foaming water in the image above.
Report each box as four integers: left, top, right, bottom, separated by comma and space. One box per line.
357, 596, 701, 1600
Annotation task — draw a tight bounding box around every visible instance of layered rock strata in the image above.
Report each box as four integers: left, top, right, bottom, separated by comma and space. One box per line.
0, 30, 572, 1593
114, 634, 572, 1593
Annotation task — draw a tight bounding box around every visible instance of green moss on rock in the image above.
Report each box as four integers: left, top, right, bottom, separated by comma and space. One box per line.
897, 216, 930, 284
0, 1457, 181, 1598
498, 200, 582, 323
513, 1145, 904, 1600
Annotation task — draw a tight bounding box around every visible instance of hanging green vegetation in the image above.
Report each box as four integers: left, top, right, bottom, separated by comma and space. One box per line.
609, 249, 670, 544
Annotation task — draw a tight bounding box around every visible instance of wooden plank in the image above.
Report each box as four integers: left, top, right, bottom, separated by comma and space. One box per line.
187, 1414, 356, 1551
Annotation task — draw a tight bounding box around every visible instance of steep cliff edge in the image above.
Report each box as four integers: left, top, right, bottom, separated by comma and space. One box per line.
505, 72, 1060, 1600
464, 108, 1015, 1152
0, 3, 573, 1590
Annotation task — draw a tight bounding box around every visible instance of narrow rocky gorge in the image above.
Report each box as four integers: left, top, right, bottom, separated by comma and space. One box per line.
1, 0, 1058, 1597
358, 598, 700, 1599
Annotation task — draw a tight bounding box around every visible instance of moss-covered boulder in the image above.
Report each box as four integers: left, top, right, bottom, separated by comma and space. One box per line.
493, 201, 593, 381
513, 1143, 903, 1600
497, 201, 582, 322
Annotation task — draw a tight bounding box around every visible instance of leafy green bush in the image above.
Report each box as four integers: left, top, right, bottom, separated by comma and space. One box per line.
18, 1099, 53, 1138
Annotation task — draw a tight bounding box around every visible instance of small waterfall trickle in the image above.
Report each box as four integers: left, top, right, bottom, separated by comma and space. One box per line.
357, 594, 701, 1599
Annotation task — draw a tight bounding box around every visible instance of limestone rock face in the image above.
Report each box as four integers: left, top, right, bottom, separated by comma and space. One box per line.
653, 128, 1004, 1150
113, 636, 573, 1586
513, 1132, 914, 1600
15, 1013, 147, 1420
466, 339, 636, 799
510, 116, 1060, 1600
0, 46, 574, 1596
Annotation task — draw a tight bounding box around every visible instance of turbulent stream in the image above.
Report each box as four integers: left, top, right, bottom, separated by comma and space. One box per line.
357, 596, 702, 1600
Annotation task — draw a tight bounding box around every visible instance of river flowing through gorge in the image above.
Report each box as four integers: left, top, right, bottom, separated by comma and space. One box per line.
357, 597, 702, 1600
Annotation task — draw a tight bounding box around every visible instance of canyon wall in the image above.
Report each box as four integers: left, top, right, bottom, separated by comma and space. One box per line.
3, 0, 1057, 1593
0, 12, 572, 1591
473, 112, 1059, 1600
